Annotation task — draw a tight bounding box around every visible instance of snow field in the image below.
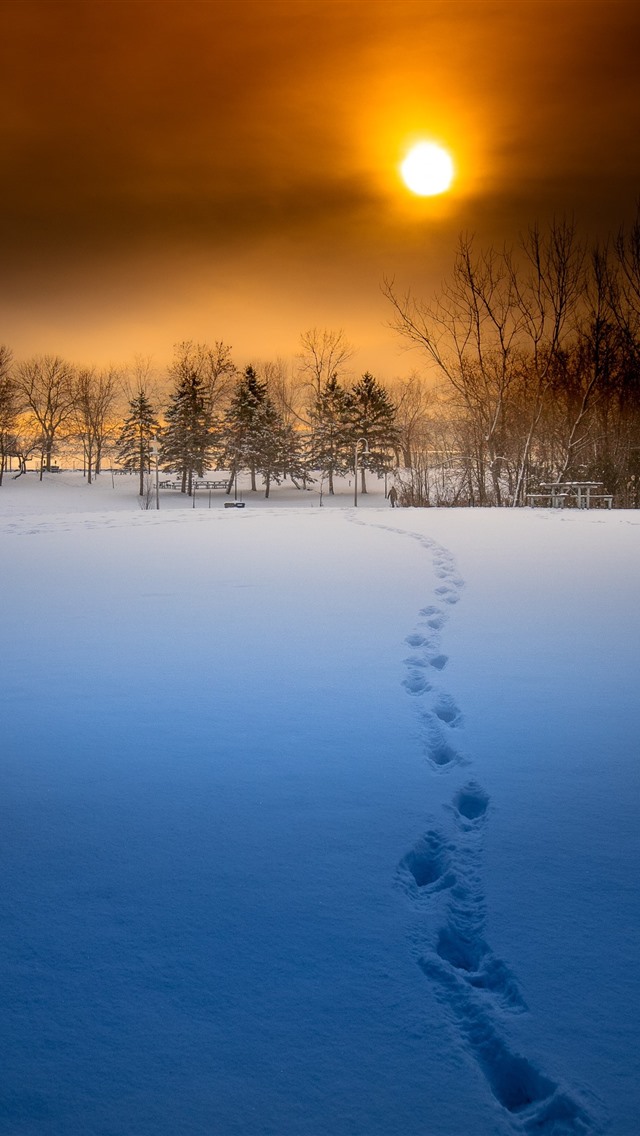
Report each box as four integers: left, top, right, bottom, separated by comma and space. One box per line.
1, 477, 639, 1135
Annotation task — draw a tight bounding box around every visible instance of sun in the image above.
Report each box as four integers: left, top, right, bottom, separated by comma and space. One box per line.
400, 142, 454, 196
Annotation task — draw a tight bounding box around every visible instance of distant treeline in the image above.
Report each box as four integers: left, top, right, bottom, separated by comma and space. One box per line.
2, 214, 640, 506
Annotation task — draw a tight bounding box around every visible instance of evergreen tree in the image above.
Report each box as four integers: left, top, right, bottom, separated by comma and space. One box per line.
161, 369, 213, 494
257, 413, 310, 498
115, 389, 160, 496
221, 366, 270, 492
308, 374, 352, 494
221, 366, 307, 497
348, 373, 399, 493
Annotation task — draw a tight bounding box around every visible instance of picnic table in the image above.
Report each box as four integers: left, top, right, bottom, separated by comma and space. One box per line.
158, 478, 231, 491
527, 481, 613, 509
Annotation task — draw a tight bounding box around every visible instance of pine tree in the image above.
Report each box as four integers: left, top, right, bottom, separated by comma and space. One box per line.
308, 374, 352, 494
161, 370, 213, 494
348, 373, 399, 493
221, 366, 307, 497
221, 366, 270, 492
257, 412, 310, 498
115, 389, 160, 496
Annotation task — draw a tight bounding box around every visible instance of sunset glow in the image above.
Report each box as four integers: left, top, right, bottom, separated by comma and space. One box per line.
400, 142, 455, 196
0, 0, 639, 372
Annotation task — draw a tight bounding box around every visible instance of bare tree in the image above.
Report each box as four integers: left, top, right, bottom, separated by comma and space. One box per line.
14, 355, 76, 476
384, 235, 523, 504
262, 358, 298, 426
8, 425, 43, 476
0, 346, 17, 485
385, 220, 586, 505
509, 218, 585, 503
387, 370, 435, 468
612, 205, 640, 351
72, 367, 119, 483
296, 328, 354, 400
169, 341, 236, 420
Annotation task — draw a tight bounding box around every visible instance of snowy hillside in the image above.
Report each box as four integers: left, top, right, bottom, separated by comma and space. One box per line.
1, 473, 638, 1135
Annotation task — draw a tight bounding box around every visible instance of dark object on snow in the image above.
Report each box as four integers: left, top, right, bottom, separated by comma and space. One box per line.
224, 501, 245, 508
388, 486, 398, 507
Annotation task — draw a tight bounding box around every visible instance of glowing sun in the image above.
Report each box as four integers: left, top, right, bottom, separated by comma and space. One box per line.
400, 142, 454, 196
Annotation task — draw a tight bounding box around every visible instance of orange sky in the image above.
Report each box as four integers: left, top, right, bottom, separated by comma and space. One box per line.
2, 0, 640, 379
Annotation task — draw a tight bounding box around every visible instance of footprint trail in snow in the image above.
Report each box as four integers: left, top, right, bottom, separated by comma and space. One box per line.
352, 516, 601, 1136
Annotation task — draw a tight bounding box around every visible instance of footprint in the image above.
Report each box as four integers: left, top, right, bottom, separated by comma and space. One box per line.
406, 632, 429, 648
417, 956, 593, 1131
426, 738, 460, 769
419, 605, 442, 617
420, 715, 463, 769
435, 925, 527, 1012
424, 614, 447, 630
428, 654, 448, 671
435, 586, 461, 605
403, 672, 431, 696
398, 831, 455, 892
452, 782, 490, 825
434, 694, 463, 727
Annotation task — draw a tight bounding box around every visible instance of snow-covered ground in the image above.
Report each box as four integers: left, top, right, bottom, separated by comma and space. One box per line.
1, 472, 639, 1136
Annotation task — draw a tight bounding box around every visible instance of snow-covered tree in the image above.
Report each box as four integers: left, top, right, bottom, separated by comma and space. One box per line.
348, 373, 399, 493
257, 413, 309, 498
308, 374, 352, 494
220, 366, 308, 497
161, 369, 213, 495
116, 389, 160, 496
221, 366, 270, 492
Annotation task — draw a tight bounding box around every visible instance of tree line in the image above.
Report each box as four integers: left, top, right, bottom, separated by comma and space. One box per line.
0, 336, 399, 498
2, 211, 640, 505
